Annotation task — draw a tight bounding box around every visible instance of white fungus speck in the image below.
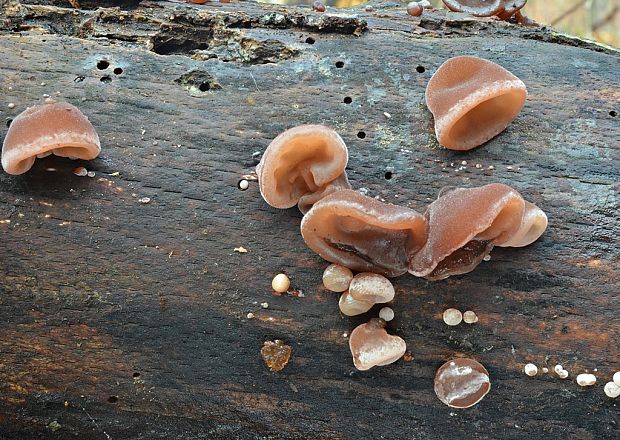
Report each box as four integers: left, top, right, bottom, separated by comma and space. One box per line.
443, 308, 462, 326
86, 171, 96, 178
554, 364, 564, 375
558, 370, 569, 379
246, 312, 255, 319
261, 302, 269, 309
138, 197, 151, 204
463, 310, 478, 324
8, 103, 15, 109
576, 373, 596, 387
461, 160, 467, 166
379, 307, 394, 322
604, 381, 620, 398
613, 371, 620, 387
483, 255, 491, 262
239, 179, 249, 190
524, 363, 538, 377
272, 273, 290, 293
542, 367, 549, 374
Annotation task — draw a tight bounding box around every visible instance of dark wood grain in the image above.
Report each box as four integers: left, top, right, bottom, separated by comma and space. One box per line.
1, 1, 619, 439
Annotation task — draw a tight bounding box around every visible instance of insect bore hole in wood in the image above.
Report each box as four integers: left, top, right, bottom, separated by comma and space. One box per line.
100, 76, 112, 83
199, 82, 210, 92
133, 372, 141, 378
113, 67, 123, 75
384, 171, 393, 180
610, 110, 617, 117
344, 96, 352, 104
335, 61, 345, 68
97, 60, 110, 70
357, 131, 366, 139
305, 37, 315, 44
416, 65, 425, 73
107, 396, 118, 403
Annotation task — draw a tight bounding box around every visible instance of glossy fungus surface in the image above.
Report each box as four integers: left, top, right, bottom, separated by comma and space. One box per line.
256, 125, 349, 212
349, 319, 406, 370
498, 201, 547, 247
425, 56, 527, 150
322, 264, 354, 292
2, 100, 101, 175
301, 189, 428, 277
409, 184, 525, 280
434, 358, 491, 408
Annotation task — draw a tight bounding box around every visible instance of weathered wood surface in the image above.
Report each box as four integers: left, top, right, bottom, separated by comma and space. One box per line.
0, 0, 619, 438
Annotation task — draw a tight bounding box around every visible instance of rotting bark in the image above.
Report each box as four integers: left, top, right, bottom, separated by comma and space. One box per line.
0, 1, 619, 439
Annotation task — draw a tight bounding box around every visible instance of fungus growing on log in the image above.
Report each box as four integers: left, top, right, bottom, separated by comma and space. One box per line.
407, 2, 423, 17
425, 56, 527, 150
434, 358, 491, 408
301, 189, 428, 277
256, 125, 350, 213
322, 264, 353, 292
2, 99, 101, 175
349, 318, 406, 370
442, 0, 527, 20
339, 273, 395, 316
409, 184, 548, 280
497, 201, 548, 247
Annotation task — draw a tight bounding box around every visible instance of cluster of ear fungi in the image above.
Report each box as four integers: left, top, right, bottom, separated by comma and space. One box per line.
442, 0, 534, 24
257, 55, 547, 408
1, 98, 101, 175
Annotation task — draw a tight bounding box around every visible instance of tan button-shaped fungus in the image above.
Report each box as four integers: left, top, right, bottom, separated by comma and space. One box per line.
256, 125, 350, 213
425, 56, 527, 150
497, 0, 527, 20
434, 358, 491, 408
408, 184, 526, 280
497, 201, 547, 247
322, 264, 354, 292
2, 99, 101, 175
339, 272, 395, 316
349, 318, 406, 370
442, 0, 503, 16
301, 189, 428, 277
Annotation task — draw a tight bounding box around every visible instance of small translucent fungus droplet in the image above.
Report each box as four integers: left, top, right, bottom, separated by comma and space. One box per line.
379, 307, 394, 322
576, 373, 596, 387
73, 166, 88, 177
524, 363, 538, 377
542, 367, 549, 374
238, 179, 249, 190
613, 371, 620, 387
87, 171, 96, 178
261, 302, 269, 309
434, 358, 491, 408
483, 255, 491, 262
339, 291, 373, 316
272, 273, 290, 293
558, 370, 569, 379
260, 340, 292, 372
246, 312, 254, 319
554, 364, 564, 375
8, 103, 15, 109
349, 318, 406, 370
604, 381, 620, 398
349, 273, 395, 304
407, 2, 423, 16
138, 197, 151, 204
322, 264, 353, 292
463, 310, 478, 324
312, 1, 326, 12
443, 308, 463, 326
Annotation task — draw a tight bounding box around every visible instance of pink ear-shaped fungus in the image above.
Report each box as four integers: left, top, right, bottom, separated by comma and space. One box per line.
349, 318, 406, 370
408, 183, 526, 280
301, 189, 428, 277
256, 125, 350, 213
425, 56, 527, 150
2, 99, 101, 175
442, 0, 503, 16
497, 201, 547, 247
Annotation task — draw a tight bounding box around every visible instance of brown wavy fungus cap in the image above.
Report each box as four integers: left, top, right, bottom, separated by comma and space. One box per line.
425, 56, 527, 150
2, 99, 101, 175
256, 125, 350, 214
409, 183, 546, 280
442, 0, 526, 18
301, 189, 428, 277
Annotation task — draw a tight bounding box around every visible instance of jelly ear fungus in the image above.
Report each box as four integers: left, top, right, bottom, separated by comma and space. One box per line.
2, 99, 101, 175
256, 124, 351, 213
301, 189, 428, 277
425, 56, 527, 150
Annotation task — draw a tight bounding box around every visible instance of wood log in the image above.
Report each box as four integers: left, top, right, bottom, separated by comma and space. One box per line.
0, 0, 618, 438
